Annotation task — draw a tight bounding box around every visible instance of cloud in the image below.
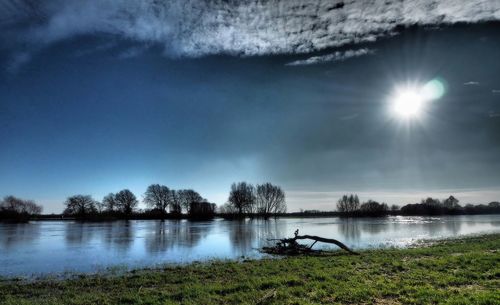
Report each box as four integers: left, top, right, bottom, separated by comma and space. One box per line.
463, 81, 480, 86
286, 49, 374, 66
1, 0, 500, 58
492, 89, 500, 94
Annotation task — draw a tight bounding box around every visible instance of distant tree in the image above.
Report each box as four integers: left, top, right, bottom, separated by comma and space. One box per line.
115, 189, 138, 216
337, 194, 360, 213
219, 203, 237, 214
95, 201, 105, 214
0, 196, 42, 219
228, 182, 256, 215
390, 204, 399, 212
102, 193, 117, 212
168, 190, 183, 215
143, 184, 170, 215
63, 195, 97, 217
489, 201, 500, 208
178, 189, 204, 213
421, 197, 442, 207
188, 201, 216, 219
255, 183, 286, 216
401, 197, 445, 215
360, 200, 388, 215
443, 195, 460, 209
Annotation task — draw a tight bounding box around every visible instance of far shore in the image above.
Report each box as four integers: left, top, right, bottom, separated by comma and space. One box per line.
9, 210, 500, 222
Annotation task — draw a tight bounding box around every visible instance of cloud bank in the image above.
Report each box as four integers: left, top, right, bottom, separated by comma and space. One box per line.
286, 48, 374, 66
1, 0, 500, 58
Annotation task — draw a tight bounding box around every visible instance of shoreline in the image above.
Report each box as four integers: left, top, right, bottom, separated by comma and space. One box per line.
3, 212, 500, 223
1, 234, 498, 304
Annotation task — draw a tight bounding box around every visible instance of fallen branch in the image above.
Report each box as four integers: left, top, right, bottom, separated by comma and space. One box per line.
262, 229, 358, 255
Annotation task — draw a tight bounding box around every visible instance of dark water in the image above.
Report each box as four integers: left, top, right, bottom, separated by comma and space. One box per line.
0, 215, 499, 277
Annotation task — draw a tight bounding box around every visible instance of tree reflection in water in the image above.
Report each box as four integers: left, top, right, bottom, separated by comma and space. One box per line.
227, 218, 285, 255
145, 220, 213, 254
0, 222, 40, 249
101, 221, 134, 252
338, 219, 361, 241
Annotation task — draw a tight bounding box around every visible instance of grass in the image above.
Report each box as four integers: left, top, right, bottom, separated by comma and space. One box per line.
1, 234, 499, 305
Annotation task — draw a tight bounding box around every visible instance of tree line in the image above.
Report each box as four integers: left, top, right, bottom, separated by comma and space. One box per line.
60, 181, 286, 220
335, 194, 500, 216
62, 186, 217, 220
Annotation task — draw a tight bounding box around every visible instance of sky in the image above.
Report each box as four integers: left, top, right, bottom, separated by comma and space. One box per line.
1, 0, 500, 213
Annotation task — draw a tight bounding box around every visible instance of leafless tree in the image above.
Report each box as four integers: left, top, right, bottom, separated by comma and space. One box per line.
228, 182, 256, 215
178, 189, 204, 213
218, 202, 237, 214
144, 184, 170, 214
63, 195, 97, 216
102, 193, 117, 212
0, 195, 42, 215
168, 190, 182, 214
255, 183, 286, 216
337, 194, 360, 213
360, 200, 388, 215
115, 189, 138, 216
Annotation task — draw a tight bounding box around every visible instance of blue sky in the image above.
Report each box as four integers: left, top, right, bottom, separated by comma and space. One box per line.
1, 1, 500, 213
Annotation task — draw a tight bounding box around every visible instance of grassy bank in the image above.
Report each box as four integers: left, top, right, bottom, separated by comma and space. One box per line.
1, 235, 499, 305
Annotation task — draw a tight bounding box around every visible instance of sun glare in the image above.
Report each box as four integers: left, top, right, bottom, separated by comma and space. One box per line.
390, 79, 445, 119
392, 89, 424, 118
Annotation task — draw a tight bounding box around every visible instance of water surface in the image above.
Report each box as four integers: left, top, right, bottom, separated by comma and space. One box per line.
1, 215, 499, 277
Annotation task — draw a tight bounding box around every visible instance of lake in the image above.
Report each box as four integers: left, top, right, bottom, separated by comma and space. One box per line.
1, 215, 499, 277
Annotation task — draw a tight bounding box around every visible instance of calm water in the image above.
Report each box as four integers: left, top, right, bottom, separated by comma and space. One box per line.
1, 215, 499, 277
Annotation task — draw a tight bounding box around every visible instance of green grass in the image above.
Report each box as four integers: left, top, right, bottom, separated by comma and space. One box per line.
1, 234, 499, 305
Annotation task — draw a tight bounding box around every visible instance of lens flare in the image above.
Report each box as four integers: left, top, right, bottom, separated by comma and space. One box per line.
390, 78, 446, 119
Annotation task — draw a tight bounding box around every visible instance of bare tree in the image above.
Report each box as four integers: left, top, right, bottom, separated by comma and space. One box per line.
228, 182, 255, 215
115, 189, 138, 216
219, 202, 237, 214
63, 195, 97, 217
0, 195, 42, 216
144, 184, 170, 214
169, 190, 182, 215
255, 183, 286, 216
360, 200, 388, 215
337, 194, 360, 213
102, 193, 117, 212
178, 189, 204, 213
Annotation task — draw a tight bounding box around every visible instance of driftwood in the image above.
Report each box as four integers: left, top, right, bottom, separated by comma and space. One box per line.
262, 229, 358, 255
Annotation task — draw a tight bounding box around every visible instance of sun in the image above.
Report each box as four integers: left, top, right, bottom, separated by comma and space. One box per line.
390, 79, 446, 119
392, 89, 424, 118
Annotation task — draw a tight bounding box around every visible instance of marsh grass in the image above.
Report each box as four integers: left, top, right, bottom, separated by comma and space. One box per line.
1, 234, 499, 304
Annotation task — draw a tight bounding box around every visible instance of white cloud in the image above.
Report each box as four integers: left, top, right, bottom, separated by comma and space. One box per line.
463, 81, 480, 86
492, 89, 500, 94
286, 49, 374, 66
1, 0, 500, 57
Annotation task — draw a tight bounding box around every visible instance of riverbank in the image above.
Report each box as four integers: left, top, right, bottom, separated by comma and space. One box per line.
1, 234, 498, 304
